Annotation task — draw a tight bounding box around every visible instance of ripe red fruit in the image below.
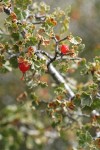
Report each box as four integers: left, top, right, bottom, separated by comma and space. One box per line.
18, 62, 30, 73
60, 44, 69, 54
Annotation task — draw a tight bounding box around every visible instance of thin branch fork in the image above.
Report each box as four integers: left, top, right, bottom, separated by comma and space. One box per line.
47, 36, 59, 67
34, 50, 52, 60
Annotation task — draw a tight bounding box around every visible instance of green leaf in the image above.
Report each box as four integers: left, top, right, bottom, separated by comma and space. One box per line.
78, 130, 92, 148
78, 44, 85, 52
54, 83, 65, 95
27, 36, 37, 46
80, 58, 86, 66
94, 56, 100, 62
69, 36, 82, 45
51, 121, 60, 128
0, 61, 12, 73
38, 81, 48, 88
40, 2, 50, 13
74, 95, 81, 107
11, 33, 20, 41
13, 44, 19, 53
81, 92, 93, 108
9, 55, 18, 68
91, 97, 100, 109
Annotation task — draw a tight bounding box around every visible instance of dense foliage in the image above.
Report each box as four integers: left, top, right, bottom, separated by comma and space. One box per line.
0, 0, 100, 150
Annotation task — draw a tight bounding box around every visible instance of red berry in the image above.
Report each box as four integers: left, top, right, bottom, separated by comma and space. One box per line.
60, 44, 69, 54
18, 62, 30, 73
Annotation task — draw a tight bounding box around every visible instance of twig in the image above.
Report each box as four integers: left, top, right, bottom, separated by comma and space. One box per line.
32, 21, 44, 25
52, 36, 58, 43
56, 56, 82, 61
34, 50, 52, 60
33, 14, 46, 24
65, 113, 78, 122
35, 14, 46, 21
37, 40, 42, 50
47, 36, 59, 67
47, 52, 58, 68
58, 36, 69, 43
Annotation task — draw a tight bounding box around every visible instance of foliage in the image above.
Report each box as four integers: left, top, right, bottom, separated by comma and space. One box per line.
0, 0, 100, 150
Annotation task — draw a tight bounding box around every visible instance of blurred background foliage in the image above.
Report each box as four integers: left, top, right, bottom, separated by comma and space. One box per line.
0, 0, 100, 149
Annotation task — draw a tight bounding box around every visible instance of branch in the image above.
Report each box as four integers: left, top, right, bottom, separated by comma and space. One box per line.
47, 36, 59, 67
34, 50, 52, 60
58, 36, 70, 43
48, 64, 75, 99
47, 52, 58, 68
3, 6, 75, 99
32, 21, 44, 25
35, 13, 46, 21
34, 47, 75, 99
37, 40, 42, 50
56, 56, 82, 61
8, 47, 75, 99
